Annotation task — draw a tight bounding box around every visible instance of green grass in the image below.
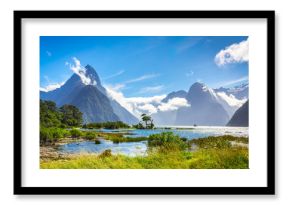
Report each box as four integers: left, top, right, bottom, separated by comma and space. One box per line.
40, 146, 248, 169
97, 132, 148, 143
190, 135, 248, 149
40, 134, 248, 169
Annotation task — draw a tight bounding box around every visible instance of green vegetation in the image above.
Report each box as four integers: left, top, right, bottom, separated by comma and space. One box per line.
40, 146, 248, 169
95, 139, 101, 144
40, 100, 83, 128
40, 134, 248, 169
40, 100, 62, 128
190, 135, 248, 149
59, 104, 83, 127
82, 121, 130, 129
70, 128, 83, 138
148, 132, 189, 152
97, 132, 148, 143
133, 113, 154, 129
40, 100, 248, 169
40, 127, 70, 144
40, 100, 84, 144
83, 131, 96, 140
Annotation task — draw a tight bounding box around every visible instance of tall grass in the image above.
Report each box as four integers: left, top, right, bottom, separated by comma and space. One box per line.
40, 133, 249, 169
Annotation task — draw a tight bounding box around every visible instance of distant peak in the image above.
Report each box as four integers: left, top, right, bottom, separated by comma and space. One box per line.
193, 82, 205, 86
83, 64, 101, 85
188, 82, 211, 94
85, 64, 96, 73
191, 82, 207, 89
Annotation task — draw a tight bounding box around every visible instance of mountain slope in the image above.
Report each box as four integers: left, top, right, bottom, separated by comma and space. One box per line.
175, 82, 229, 126
227, 100, 249, 127
110, 99, 139, 124
40, 64, 138, 124
69, 85, 120, 123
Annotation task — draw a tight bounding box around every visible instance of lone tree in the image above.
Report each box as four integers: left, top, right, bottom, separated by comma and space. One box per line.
141, 113, 154, 129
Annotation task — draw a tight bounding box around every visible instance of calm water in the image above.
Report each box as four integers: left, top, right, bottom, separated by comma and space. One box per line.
58, 139, 147, 157
58, 126, 248, 156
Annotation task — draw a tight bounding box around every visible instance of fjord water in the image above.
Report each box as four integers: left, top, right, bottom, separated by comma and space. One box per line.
58, 126, 248, 156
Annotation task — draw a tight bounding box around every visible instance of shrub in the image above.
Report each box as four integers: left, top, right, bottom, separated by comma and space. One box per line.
190, 135, 248, 149
84, 132, 96, 140
148, 132, 189, 152
83, 121, 130, 129
40, 127, 69, 144
95, 139, 101, 144
99, 149, 112, 158
70, 129, 82, 138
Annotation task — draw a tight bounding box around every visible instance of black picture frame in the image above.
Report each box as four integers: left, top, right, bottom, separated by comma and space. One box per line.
14, 10, 275, 195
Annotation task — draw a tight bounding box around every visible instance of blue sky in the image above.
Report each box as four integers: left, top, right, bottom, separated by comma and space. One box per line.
40, 36, 248, 97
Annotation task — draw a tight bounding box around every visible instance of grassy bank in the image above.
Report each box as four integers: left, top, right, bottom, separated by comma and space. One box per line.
40, 133, 248, 169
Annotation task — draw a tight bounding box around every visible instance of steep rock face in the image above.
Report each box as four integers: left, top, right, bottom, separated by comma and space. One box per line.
110, 99, 139, 125
175, 82, 229, 126
227, 100, 249, 127
68, 85, 120, 123
40, 64, 138, 124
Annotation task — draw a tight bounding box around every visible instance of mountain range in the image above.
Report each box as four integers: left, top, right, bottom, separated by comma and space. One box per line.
40, 65, 248, 126
40, 65, 139, 124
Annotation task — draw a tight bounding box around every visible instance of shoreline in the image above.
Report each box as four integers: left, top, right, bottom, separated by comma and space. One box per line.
40, 134, 248, 161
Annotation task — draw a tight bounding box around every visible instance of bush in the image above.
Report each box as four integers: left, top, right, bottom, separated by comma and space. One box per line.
40, 127, 69, 144
99, 149, 112, 158
70, 129, 82, 138
83, 121, 130, 129
95, 139, 101, 144
84, 132, 96, 140
190, 135, 248, 149
148, 132, 189, 152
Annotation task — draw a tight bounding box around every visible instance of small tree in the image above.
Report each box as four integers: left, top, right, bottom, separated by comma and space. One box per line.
141, 113, 154, 129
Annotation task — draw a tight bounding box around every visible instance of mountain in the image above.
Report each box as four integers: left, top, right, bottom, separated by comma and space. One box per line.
227, 100, 249, 127
67, 85, 120, 123
214, 83, 248, 100
162, 90, 187, 103
41, 65, 138, 124
215, 92, 247, 117
175, 82, 230, 126
110, 100, 139, 125
151, 90, 187, 126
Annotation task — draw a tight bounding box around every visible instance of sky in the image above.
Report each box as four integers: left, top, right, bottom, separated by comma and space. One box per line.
40, 36, 249, 97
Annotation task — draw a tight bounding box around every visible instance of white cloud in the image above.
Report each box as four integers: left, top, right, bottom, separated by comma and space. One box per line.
69, 57, 96, 85
176, 37, 202, 52
103, 70, 125, 80
215, 39, 249, 66
216, 91, 247, 117
158, 97, 190, 112
125, 74, 159, 84
105, 84, 166, 117
105, 84, 190, 117
40, 82, 65, 92
138, 85, 164, 94
219, 76, 248, 87
138, 104, 158, 114
216, 92, 246, 107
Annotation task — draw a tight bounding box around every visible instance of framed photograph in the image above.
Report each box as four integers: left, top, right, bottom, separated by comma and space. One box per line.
14, 10, 275, 195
